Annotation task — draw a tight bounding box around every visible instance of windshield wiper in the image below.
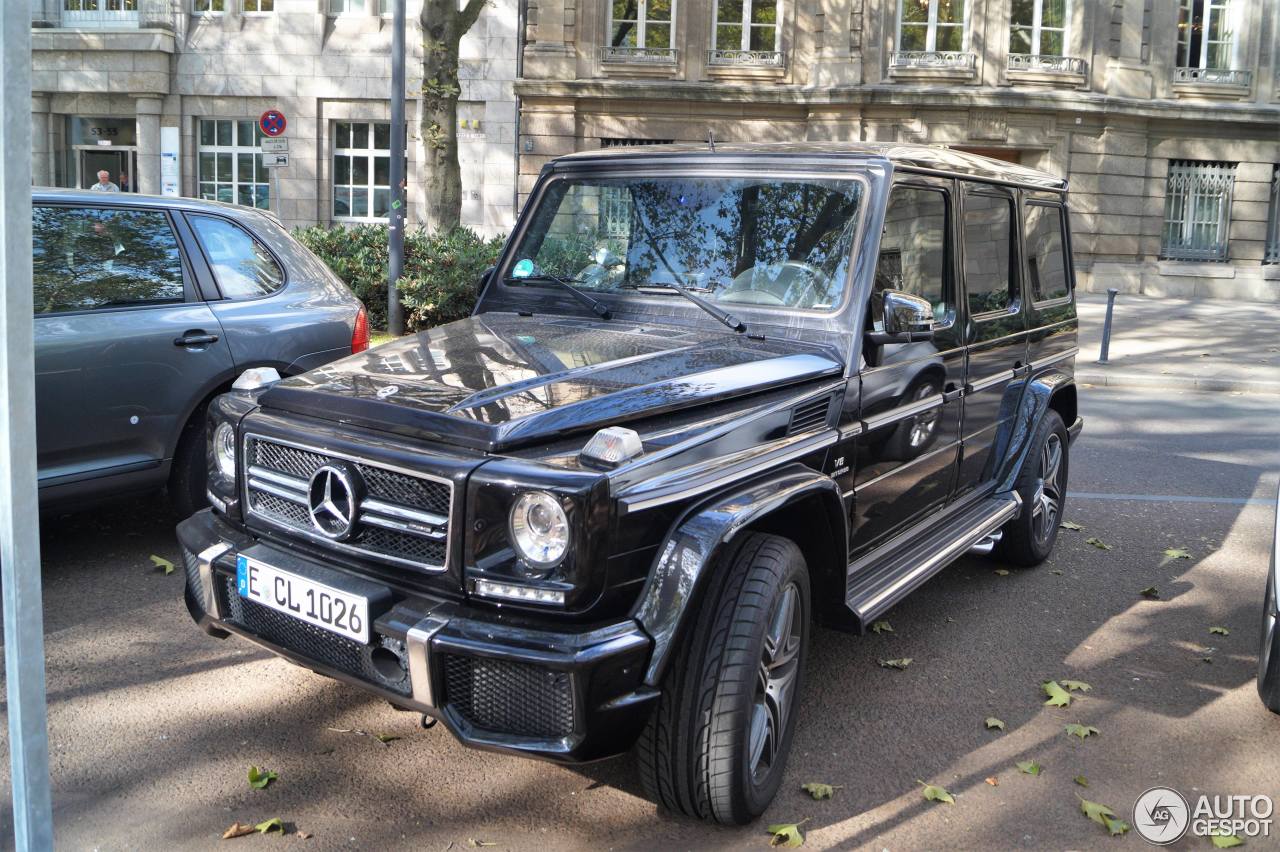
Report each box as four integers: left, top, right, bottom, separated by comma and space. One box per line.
504, 273, 612, 320
619, 281, 745, 333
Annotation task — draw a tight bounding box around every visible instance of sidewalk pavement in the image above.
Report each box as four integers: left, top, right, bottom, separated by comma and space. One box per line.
1075, 291, 1280, 394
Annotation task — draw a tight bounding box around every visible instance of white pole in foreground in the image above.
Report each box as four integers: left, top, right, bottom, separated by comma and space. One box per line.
0, 10, 54, 852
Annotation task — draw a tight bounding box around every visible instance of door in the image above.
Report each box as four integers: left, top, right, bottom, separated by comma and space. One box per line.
33, 203, 235, 488
1021, 194, 1076, 370
955, 182, 1028, 495
79, 149, 136, 191
849, 180, 965, 555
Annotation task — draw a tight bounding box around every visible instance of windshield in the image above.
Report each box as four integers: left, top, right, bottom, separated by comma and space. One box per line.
504, 174, 865, 313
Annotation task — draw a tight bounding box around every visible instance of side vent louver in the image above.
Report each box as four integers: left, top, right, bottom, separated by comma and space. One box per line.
787, 396, 833, 436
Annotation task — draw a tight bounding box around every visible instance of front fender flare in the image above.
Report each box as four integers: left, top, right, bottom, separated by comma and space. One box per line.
996, 371, 1076, 493
631, 464, 844, 687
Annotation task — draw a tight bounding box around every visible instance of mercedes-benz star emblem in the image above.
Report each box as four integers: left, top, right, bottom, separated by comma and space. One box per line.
307, 463, 363, 541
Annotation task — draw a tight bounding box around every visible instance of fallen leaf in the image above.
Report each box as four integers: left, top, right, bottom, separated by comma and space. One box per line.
1016, 760, 1042, 776
1051, 569, 1064, 575
1060, 521, 1085, 531
919, 781, 954, 805
1163, 547, 1192, 561
467, 841, 497, 848
766, 822, 806, 847
801, 782, 839, 800
247, 766, 278, 790
1042, 680, 1073, 707
296, 831, 313, 840
149, 555, 175, 575
1202, 656, 1214, 664
985, 776, 999, 786
1210, 626, 1230, 636
1140, 586, 1160, 599
870, 620, 893, 634
1211, 833, 1245, 848
878, 658, 912, 670
1074, 775, 1089, 787
1065, 723, 1100, 740
1060, 680, 1092, 693
1104, 816, 1131, 836
1085, 537, 1112, 550
255, 818, 284, 835
374, 734, 400, 744
993, 569, 1010, 576
222, 822, 255, 840
1080, 798, 1129, 836
985, 717, 1006, 731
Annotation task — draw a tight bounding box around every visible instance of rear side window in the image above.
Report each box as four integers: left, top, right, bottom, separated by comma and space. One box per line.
874, 185, 952, 324
962, 187, 1017, 316
31, 205, 186, 314
189, 214, 285, 299
1024, 203, 1070, 303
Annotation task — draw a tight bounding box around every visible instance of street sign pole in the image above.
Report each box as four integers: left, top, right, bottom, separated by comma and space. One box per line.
0, 9, 54, 852
387, 0, 407, 336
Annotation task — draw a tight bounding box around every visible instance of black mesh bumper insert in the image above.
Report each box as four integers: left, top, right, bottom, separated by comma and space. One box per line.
443, 655, 575, 739
217, 575, 411, 696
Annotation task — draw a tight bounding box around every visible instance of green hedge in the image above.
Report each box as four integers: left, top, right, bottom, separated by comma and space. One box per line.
294, 224, 506, 332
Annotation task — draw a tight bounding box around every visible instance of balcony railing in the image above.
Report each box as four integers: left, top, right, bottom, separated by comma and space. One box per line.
707, 49, 784, 68
890, 51, 977, 71
31, 0, 174, 29
600, 46, 677, 65
1007, 53, 1087, 75
1172, 67, 1252, 87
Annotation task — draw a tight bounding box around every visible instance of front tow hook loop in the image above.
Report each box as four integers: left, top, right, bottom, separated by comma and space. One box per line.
420, 714, 437, 730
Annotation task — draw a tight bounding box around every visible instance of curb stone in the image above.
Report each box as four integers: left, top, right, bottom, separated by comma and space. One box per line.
1076, 370, 1280, 396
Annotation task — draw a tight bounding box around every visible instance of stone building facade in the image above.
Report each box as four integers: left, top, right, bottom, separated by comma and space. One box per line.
518, 0, 1280, 300
29, 0, 519, 235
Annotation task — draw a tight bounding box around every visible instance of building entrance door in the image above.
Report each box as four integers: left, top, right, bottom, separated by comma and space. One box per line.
77, 147, 138, 192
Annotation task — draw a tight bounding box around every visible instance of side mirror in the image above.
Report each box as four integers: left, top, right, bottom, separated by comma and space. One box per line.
479, 265, 496, 288
869, 290, 936, 344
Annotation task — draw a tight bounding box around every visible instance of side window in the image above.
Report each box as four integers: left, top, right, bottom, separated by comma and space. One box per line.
31, 205, 185, 315
188, 214, 285, 299
873, 185, 952, 324
962, 187, 1017, 317
1024, 202, 1070, 303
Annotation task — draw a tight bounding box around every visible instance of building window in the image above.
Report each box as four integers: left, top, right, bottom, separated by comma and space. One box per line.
712, 0, 781, 59
1161, 160, 1236, 262
192, 0, 225, 12
897, 0, 965, 53
333, 122, 392, 221
197, 119, 270, 210
1177, 0, 1234, 70
328, 0, 366, 13
1264, 167, 1279, 264
242, 0, 274, 11
603, 0, 676, 62
1010, 0, 1066, 56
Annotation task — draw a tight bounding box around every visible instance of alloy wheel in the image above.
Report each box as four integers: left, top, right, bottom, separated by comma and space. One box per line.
748, 582, 802, 784
1030, 432, 1064, 544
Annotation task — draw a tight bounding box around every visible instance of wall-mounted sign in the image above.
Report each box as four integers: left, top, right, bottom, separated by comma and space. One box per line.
259, 110, 287, 137
262, 153, 289, 169
160, 126, 180, 197
261, 138, 288, 153
69, 116, 137, 147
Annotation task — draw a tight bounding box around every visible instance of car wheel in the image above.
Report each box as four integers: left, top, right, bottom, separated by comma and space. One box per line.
636, 533, 810, 825
1259, 571, 1280, 713
997, 409, 1068, 567
168, 403, 210, 519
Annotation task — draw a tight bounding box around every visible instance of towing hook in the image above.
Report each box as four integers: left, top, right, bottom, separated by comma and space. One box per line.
420, 714, 437, 730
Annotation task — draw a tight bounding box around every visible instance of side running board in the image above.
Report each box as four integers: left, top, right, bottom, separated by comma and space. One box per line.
844, 492, 1022, 631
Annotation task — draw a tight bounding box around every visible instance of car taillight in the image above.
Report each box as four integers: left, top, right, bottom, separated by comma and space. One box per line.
351, 306, 369, 354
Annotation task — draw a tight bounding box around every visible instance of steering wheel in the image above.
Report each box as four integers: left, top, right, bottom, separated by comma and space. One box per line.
718, 287, 787, 305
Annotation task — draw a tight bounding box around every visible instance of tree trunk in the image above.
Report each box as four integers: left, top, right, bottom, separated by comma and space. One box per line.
419, 0, 485, 232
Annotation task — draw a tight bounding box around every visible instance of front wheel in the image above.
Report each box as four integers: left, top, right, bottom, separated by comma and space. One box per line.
1259, 571, 1280, 714
997, 409, 1068, 567
636, 533, 810, 825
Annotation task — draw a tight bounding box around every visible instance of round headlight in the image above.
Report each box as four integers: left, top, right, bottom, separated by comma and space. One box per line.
213, 422, 237, 478
509, 491, 570, 569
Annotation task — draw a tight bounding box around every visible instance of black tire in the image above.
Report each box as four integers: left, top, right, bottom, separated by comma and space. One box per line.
168, 404, 210, 519
636, 533, 810, 825
997, 409, 1068, 567
1259, 570, 1280, 714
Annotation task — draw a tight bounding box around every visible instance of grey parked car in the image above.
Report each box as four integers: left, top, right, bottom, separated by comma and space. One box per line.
33, 189, 368, 516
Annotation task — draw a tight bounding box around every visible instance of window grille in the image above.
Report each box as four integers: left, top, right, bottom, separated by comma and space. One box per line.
1265, 166, 1280, 264
1161, 160, 1235, 262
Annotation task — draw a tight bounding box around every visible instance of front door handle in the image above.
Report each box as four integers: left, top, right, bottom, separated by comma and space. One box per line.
174, 332, 219, 347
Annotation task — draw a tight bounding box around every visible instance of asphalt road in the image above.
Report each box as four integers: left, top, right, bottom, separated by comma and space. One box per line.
3, 384, 1279, 850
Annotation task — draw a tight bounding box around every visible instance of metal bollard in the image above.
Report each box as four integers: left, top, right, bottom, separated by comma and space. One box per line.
1097, 288, 1119, 365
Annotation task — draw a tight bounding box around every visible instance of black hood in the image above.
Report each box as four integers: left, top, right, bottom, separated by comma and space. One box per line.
260, 314, 843, 452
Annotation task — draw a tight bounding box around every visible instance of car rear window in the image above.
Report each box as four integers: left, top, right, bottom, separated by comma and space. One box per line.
1024, 202, 1070, 303
189, 214, 285, 299
32, 205, 186, 314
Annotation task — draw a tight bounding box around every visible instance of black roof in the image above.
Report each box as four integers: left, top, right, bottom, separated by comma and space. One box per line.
552, 142, 1068, 191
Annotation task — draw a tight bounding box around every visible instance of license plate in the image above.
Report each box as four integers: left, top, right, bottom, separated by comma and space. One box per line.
236, 555, 370, 644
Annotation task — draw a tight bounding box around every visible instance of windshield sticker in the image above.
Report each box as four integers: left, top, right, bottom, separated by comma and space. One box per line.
511, 258, 535, 279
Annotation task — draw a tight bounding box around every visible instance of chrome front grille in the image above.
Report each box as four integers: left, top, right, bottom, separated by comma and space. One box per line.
243, 435, 452, 572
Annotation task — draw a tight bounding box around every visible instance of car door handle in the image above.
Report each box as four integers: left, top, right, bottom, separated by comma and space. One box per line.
174, 333, 219, 347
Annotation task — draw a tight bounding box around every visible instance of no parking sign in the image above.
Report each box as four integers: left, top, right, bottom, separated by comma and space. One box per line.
259, 109, 287, 137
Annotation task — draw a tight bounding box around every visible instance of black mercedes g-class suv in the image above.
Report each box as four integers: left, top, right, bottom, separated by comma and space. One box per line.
179, 142, 1082, 825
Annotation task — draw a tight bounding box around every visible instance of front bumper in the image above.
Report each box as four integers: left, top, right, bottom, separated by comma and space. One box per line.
177, 510, 657, 763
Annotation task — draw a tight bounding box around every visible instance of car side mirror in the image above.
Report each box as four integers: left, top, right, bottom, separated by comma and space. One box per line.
868, 290, 936, 345
479, 265, 496, 289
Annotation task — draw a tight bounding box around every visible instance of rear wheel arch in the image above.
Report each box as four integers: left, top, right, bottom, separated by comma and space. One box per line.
1048, 382, 1077, 429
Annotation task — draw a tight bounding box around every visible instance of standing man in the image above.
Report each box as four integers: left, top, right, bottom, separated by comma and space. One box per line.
118, 172, 130, 193
89, 170, 119, 192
